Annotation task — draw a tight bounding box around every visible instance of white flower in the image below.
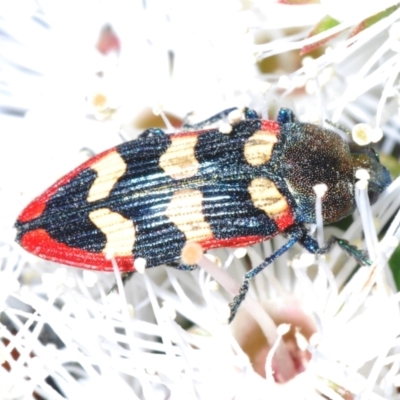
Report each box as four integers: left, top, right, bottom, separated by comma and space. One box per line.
1, 1, 400, 399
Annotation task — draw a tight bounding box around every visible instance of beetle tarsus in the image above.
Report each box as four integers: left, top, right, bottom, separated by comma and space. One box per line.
229, 230, 301, 322
229, 277, 250, 323
327, 237, 371, 266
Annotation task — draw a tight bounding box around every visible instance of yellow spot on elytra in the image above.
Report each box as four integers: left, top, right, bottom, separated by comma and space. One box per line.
165, 189, 213, 242
248, 178, 288, 217
159, 135, 199, 179
244, 130, 278, 166
89, 208, 135, 257
88, 151, 127, 202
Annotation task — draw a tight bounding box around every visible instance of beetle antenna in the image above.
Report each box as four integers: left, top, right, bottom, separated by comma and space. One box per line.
325, 119, 351, 136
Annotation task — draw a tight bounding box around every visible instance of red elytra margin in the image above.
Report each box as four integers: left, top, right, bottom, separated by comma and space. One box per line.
20, 229, 135, 272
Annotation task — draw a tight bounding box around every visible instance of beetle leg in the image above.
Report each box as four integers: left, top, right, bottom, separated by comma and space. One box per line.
182, 107, 258, 130
229, 232, 301, 323
182, 108, 237, 129
139, 128, 166, 138
229, 227, 371, 322
167, 261, 198, 271
243, 108, 259, 119
332, 238, 371, 266
300, 234, 371, 266
108, 271, 135, 294
277, 108, 297, 125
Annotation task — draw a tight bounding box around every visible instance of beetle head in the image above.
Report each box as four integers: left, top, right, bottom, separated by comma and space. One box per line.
280, 123, 391, 225
349, 144, 391, 205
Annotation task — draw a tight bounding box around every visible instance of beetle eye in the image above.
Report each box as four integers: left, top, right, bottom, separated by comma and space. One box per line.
367, 188, 380, 205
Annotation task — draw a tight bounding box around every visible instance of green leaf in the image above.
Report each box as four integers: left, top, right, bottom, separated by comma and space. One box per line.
379, 153, 400, 180
389, 244, 400, 290
301, 15, 341, 55
349, 4, 400, 38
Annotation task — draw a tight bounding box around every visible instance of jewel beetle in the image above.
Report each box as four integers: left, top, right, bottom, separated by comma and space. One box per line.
15, 107, 391, 321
